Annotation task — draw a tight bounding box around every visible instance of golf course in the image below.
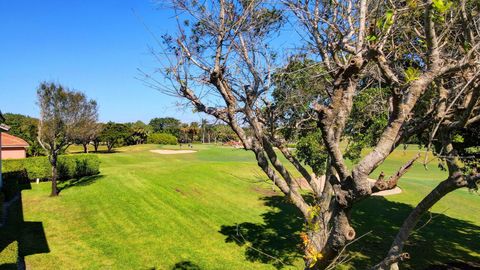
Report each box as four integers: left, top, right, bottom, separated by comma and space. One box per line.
6, 144, 479, 269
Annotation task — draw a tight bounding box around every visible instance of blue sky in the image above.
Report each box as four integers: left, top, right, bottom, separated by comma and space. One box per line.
0, 1, 301, 124
0, 0, 204, 123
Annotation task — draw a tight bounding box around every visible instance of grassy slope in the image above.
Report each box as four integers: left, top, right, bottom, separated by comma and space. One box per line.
14, 144, 480, 269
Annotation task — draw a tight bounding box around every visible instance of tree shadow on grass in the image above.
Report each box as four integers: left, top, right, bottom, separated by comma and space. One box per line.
0, 263, 17, 270
57, 174, 104, 193
0, 174, 49, 269
219, 196, 304, 269
219, 195, 480, 269
171, 261, 202, 269
349, 196, 480, 269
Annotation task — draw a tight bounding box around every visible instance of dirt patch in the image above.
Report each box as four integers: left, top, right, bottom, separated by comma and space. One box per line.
150, 149, 197, 155
251, 186, 278, 196
174, 188, 187, 196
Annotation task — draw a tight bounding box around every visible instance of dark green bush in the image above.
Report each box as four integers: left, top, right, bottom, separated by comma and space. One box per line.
147, 133, 178, 145
2, 154, 100, 181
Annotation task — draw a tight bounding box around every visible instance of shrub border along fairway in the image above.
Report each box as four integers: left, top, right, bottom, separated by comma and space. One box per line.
2, 154, 100, 182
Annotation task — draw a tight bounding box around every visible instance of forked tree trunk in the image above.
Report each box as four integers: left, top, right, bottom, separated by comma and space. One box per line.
83, 143, 89, 153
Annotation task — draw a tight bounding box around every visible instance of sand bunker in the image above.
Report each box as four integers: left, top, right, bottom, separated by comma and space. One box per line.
150, 149, 197, 155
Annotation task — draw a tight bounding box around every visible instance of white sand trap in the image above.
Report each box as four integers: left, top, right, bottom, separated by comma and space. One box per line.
150, 149, 197, 155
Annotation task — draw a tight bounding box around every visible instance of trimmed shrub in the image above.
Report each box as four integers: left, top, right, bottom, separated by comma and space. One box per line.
2, 154, 100, 181
147, 133, 178, 145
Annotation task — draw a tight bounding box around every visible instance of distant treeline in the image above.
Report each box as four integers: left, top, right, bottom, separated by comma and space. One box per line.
3, 114, 239, 155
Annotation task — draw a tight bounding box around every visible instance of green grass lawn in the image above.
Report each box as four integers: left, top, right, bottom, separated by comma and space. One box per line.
8, 144, 480, 269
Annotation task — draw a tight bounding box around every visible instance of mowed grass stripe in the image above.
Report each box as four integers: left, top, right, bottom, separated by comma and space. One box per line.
19, 144, 478, 270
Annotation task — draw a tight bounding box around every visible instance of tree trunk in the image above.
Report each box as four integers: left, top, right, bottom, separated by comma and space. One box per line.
83, 143, 89, 153
93, 141, 99, 152
50, 155, 58, 197
305, 205, 355, 269
107, 142, 113, 152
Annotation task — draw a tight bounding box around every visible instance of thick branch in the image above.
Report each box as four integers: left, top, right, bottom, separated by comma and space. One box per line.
372, 154, 420, 192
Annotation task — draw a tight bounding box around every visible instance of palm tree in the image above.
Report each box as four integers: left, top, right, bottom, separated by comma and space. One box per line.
188, 122, 200, 142
200, 119, 208, 143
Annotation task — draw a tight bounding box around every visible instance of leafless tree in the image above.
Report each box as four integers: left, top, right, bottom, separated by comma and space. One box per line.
145, 0, 480, 268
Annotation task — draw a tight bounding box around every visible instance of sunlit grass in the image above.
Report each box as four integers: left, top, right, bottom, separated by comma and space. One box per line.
16, 144, 479, 269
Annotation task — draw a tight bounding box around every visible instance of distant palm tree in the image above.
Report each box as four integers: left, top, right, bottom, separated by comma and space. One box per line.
188, 122, 200, 142
180, 124, 190, 143
200, 119, 208, 143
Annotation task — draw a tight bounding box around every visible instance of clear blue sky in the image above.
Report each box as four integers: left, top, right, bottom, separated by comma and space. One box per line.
0, 0, 204, 123
0, 1, 300, 124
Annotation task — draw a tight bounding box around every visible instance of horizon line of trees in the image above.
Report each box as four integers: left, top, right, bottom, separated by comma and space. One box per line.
3, 113, 239, 156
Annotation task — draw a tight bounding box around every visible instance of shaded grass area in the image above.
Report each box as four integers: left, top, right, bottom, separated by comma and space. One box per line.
17, 144, 480, 269
0, 179, 49, 269
219, 195, 480, 270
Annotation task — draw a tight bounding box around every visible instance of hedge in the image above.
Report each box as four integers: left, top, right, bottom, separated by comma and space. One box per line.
2, 154, 100, 181
147, 133, 178, 145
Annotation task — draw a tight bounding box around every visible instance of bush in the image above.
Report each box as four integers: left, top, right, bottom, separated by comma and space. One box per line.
147, 133, 178, 145
2, 154, 100, 181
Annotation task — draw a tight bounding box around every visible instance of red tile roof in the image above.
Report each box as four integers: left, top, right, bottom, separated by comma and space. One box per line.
1, 133, 29, 148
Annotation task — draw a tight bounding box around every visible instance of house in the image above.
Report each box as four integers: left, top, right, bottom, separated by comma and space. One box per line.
1, 133, 29, 159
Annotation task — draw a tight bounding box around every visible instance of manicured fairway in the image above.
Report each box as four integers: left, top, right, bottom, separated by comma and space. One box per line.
14, 144, 480, 269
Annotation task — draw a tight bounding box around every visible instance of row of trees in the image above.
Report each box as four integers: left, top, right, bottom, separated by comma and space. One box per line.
4, 114, 239, 157
97, 119, 239, 151
149, 117, 238, 143
149, 0, 480, 269
31, 83, 238, 196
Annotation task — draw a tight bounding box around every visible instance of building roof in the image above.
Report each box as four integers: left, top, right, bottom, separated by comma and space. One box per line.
1, 133, 29, 148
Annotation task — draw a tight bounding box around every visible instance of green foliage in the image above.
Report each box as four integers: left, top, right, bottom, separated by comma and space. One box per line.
451, 125, 480, 182
37, 82, 96, 154
407, 0, 418, 8
3, 154, 100, 181
147, 133, 178, 145
125, 121, 152, 145
376, 9, 394, 31
3, 113, 44, 156
432, 0, 453, 14
404, 67, 421, 83
272, 57, 328, 140
345, 88, 389, 162
100, 122, 131, 152
149, 117, 181, 137
212, 124, 238, 142
295, 132, 327, 175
